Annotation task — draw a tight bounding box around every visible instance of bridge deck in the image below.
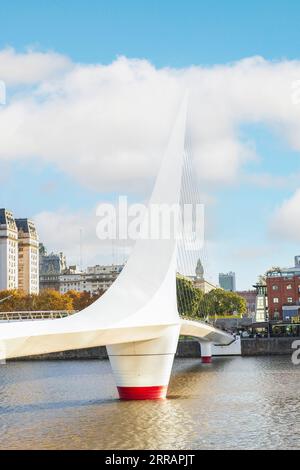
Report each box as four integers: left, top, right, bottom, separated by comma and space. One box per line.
180, 319, 234, 345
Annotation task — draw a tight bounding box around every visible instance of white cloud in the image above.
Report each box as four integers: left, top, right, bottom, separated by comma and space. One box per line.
0, 47, 72, 85
269, 189, 300, 242
1, 51, 300, 194
34, 208, 132, 268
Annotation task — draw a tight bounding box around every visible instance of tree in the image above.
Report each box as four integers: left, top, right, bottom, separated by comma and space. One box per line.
67, 290, 104, 311
33, 290, 73, 311
198, 288, 247, 317
266, 266, 282, 275
257, 274, 266, 285
0, 289, 32, 311
257, 266, 282, 286
0, 289, 105, 312
176, 275, 203, 318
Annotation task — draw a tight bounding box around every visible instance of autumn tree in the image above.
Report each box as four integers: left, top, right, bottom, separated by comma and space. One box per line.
0, 289, 105, 312
32, 289, 73, 311
67, 290, 104, 311
0, 289, 32, 311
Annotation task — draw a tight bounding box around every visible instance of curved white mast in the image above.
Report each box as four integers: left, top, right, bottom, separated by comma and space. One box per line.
0, 95, 187, 358
0, 94, 234, 399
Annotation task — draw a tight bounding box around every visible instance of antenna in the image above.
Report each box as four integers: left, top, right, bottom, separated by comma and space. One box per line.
79, 228, 83, 272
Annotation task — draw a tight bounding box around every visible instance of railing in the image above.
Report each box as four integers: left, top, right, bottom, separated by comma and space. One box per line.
180, 313, 251, 323
0, 311, 77, 322
180, 314, 213, 324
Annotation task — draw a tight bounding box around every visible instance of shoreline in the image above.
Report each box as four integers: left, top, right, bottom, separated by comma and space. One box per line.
7, 337, 300, 361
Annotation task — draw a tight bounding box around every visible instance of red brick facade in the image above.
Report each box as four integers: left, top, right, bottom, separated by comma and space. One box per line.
236, 290, 256, 314
267, 274, 300, 320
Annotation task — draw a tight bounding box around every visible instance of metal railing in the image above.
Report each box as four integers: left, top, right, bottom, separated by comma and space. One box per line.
0, 311, 77, 322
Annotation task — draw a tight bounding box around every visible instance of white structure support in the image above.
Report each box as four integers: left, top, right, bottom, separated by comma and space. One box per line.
0, 95, 234, 399
107, 325, 180, 399
199, 341, 213, 363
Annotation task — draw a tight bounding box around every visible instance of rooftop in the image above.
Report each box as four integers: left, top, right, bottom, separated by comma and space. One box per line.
15, 218, 38, 239
0, 208, 17, 230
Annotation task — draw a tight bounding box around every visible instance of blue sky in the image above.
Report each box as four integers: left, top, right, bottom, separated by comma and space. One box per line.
1, 0, 300, 66
1, 0, 300, 289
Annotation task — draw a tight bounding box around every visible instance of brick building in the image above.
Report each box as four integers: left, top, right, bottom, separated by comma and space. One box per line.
266, 256, 300, 320
236, 290, 257, 315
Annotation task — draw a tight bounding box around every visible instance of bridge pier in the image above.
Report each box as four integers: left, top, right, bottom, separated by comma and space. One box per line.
107, 325, 180, 400
200, 341, 212, 363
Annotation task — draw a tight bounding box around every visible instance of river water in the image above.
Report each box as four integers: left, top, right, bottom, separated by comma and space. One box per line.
0, 356, 299, 450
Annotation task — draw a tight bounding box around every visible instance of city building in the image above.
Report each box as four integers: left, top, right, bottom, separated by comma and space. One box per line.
15, 219, 39, 294
281, 305, 300, 322
194, 278, 219, 294
195, 258, 204, 280
266, 256, 300, 321
59, 264, 124, 294
236, 290, 257, 316
187, 259, 218, 293
253, 284, 268, 322
219, 272, 236, 291
85, 264, 124, 293
0, 209, 18, 290
0, 209, 39, 293
58, 266, 83, 293
39, 241, 124, 295
39, 244, 67, 291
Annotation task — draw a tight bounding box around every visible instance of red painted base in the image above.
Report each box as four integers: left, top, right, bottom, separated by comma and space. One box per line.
201, 356, 212, 364
117, 385, 167, 400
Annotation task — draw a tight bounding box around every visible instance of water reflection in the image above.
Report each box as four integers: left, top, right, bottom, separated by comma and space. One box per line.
0, 357, 299, 449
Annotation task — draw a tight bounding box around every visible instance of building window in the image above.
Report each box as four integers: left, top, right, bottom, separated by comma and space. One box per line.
286, 284, 292, 290
287, 297, 293, 303
272, 285, 278, 290
273, 298, 279, 303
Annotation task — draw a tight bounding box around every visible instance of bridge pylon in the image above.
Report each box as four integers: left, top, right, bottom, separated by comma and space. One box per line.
107, 325, 180, 399
0, 93, 235, 400
199, 341, 213, 364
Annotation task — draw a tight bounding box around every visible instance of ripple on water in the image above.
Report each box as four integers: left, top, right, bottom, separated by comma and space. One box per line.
0, 357, 299, 450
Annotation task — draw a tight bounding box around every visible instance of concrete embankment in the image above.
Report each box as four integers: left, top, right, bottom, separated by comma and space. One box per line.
10, 340, 202, 361
241, 337, 300, 356
8, 337, 300, 360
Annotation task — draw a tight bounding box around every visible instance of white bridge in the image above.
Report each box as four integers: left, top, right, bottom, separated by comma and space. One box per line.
0, 96, 236, 399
